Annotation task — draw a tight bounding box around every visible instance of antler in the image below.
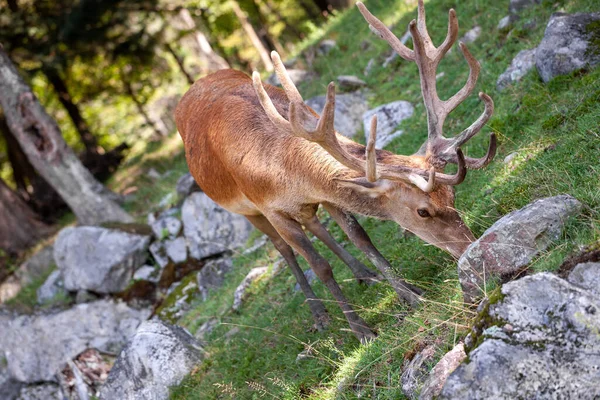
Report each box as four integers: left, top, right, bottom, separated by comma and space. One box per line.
253, 51, 466, 190
357, 0, 496, 170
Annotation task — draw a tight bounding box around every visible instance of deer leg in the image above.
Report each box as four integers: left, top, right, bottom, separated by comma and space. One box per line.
323, 204, 423, 307
303, 215, 379, 285
245, 214, 330, 331
266, 212, 376, 343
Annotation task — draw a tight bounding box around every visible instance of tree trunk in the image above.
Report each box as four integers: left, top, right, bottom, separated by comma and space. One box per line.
164, 43, 195, 85
264, 0, 304, 41
122, 77, 169, 138
42, 66, 100, 155
247, 0, 286, 56
0, 177, 50, 256
0, 48, 132, 226
230, 1, 274, 72
178, 8, 229, 73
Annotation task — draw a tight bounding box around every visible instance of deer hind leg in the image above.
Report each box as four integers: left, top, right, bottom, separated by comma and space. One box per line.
265, 212, 376, 343
323, 204, 423, 307
303, 214, 379, 285
245, 214, 330, 331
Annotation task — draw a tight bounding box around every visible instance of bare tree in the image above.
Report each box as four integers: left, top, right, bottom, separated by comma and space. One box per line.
0, 47, 133, 225
230, 1, 274, 71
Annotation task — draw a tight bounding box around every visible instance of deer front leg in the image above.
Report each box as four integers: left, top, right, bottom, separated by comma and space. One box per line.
303, 214, 380, 285
266, 212, 376, 343
323, 204, 423, 307
245, 215, 330, 331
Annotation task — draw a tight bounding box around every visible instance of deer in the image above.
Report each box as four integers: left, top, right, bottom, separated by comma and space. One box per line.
175, 0, 496, 342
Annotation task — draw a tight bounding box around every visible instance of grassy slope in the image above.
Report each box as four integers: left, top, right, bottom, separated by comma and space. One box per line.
161, 0, 599, 398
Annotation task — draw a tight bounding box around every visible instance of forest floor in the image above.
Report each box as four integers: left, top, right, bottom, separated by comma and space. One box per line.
14, 0, 598, 398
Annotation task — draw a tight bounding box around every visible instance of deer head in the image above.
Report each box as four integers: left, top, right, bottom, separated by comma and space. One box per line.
252, 0, 496, 258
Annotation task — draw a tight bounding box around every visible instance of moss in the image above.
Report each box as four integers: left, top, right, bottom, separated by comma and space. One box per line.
156, 272, 199, 323
584, 19, 600, 58
465, 288, 507, 354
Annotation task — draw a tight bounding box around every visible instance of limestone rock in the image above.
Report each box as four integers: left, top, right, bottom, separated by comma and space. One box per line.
232, 267, 269, 311
1, 364, 22, 400
362, 101, 414, 148
150, 216, 181, 240
266, 69, 315, 87
317, 39, 336, 55
0, 300, 149, 383
36, 270, 66, 304
336, 75, 367, 92
175, 172, 201, 200
536, 12, 600, 83
197, 258, 233, 302
401, 345, 436, 400
54, 226, 151, 294
496, 48, 537, 91
182, 192, 253, 260
306, 91, 368, 138
458, 195, 582, 302
15, 245, 55, 286
460, 26, 481, 44
419, 343, 466, 400
567, 262, 600, 298
15, 383, 63, 400
509, 0, 541, 14
133, 265, 162, 283
294, 269, 317, 292
99, 320, 204, 400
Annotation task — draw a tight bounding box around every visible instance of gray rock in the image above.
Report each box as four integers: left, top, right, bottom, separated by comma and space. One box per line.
458, 195, 582, 302
15, 245, 55, 286
440, 273, 600, 399
133, 265, 161, 283
99, 320, 204, 400
294, 269, 317, 292
175, 173, 201, 201
497, 15, 515, 30
401, 345, 436, 400
317, 39, 336, 55
197, 258, 233, 302
460, 26, 481, 44
306, 91, 368, 138
75, 290, 99, 304
1, 364, 22, 400
165, 237, 187, 264
503, 151, 518, 164
419, 343, 465, 400
36, 271, 66, 305
54, 226, 151, 294
149, 241, 169, 268
496, 48, 537, 91
195, 318, 218, 341
150, 216, 181, 240
362, 101, 414, 148
337, 75, 367, 91
567, 262, 600, 297
232, 267, 269, 311
364, 58, 376, 76
15, 383, 63, 400
509, 0, 541, 14
266, 69, 315, 87
0, 300, 149, 383
182, 192, 253, 260
536, 12, 600, 83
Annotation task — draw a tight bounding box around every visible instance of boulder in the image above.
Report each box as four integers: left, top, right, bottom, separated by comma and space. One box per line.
458, 195, 582, 303
54, 226, 151, 294
0, 300, 149, 383
536, 12, 600, 83
99, 320, 204, 400
175, 173, 201, 201
1, 364, 22, 400
197, 258, 233, 301
266, 69, 315, 87
460, 26, 481, 44
133, 265, 162, 283
336, 75, 367, 92
15, 245, 55, 286
149, 216, 181, 240
36, 270, 66, 305
150, 237, 187, 268
232, 267, 269, 311
567, 261, 600, 297
362, 101, 414, 148
294, 269, 317, 292
15, 383, 63, 400
509, 0, 541, 14
400, 345, 436, 400
182, 192, 253, 260
419, 343, 466, 400
440, 272, 600, 399
306, 91, 369, 138
496, 48, 537, 90
317, 39, 336, 55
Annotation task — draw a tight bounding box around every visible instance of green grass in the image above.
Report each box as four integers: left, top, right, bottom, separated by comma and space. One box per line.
103, 0, 598, 398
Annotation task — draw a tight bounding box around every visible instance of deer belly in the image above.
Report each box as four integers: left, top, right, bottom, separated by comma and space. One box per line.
218, 194, 262, 216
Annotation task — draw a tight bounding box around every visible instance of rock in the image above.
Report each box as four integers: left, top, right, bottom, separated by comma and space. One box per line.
419, 343, 466, 400
57, 349, 112, 400
75, 290, 99, 304
0, 276, 21, 304
195, 317, 219, 341
567, 262, 600, 297
460, 26, 481, 44
146, 168, 162, 180
197, 258, 233, 301
294, 269, 317, 292
232, 267, 269, 311
497, 15, 516, 30
458, 195, 582, 302
15, 383, 63, 400
536, 12, 600, 83
401, 345, 436, 400
149, 241, 169, 268
306, 91, 368, 138
364, 58, 376, 75
496, 48, 537, 90
16, 245, 55, 286
1, 365, 22, 400
165, 237, 187, 264
266, 69, 315, 87
182, 192, 253, 260
440, 273, 600, 399
503, 152, 518, 164
133, 265, 161, 283
175, 172, 201, 200
362, 101, 414, 148
54, 226, 151, 294
509, 0, 541, 14
99, 320, 204, 400
337, 75, 367, 91
0, 300, 149, 383
317, 39, 336, 55
36, 270, 66, 305
150, 216, 181, 240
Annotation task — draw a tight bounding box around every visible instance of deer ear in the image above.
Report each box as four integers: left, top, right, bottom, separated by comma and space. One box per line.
334, 178, 393, 198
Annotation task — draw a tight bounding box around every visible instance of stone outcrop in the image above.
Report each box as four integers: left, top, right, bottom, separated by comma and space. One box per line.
362, 100, 414, 148
306, 91, 369, 138
496, 48, 537, 90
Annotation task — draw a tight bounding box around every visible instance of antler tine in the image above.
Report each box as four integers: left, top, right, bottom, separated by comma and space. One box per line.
271, 51, 304, 104
443, 42, 481, 114
357, 2, 415, 61
435, 9, 459, 63
416, 0, 435, 54
409, 166, 436, 193
446, 92, 494, 151
466, 133, 496, 169
252, 71, 290, 131
366, 115, 379, 182
316, 82, 336, 134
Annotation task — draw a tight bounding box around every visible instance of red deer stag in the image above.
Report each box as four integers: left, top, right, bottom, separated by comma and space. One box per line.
175, 0, 495, 342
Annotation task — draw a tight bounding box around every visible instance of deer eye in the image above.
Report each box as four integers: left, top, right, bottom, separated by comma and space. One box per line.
417, 209, 431, 218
